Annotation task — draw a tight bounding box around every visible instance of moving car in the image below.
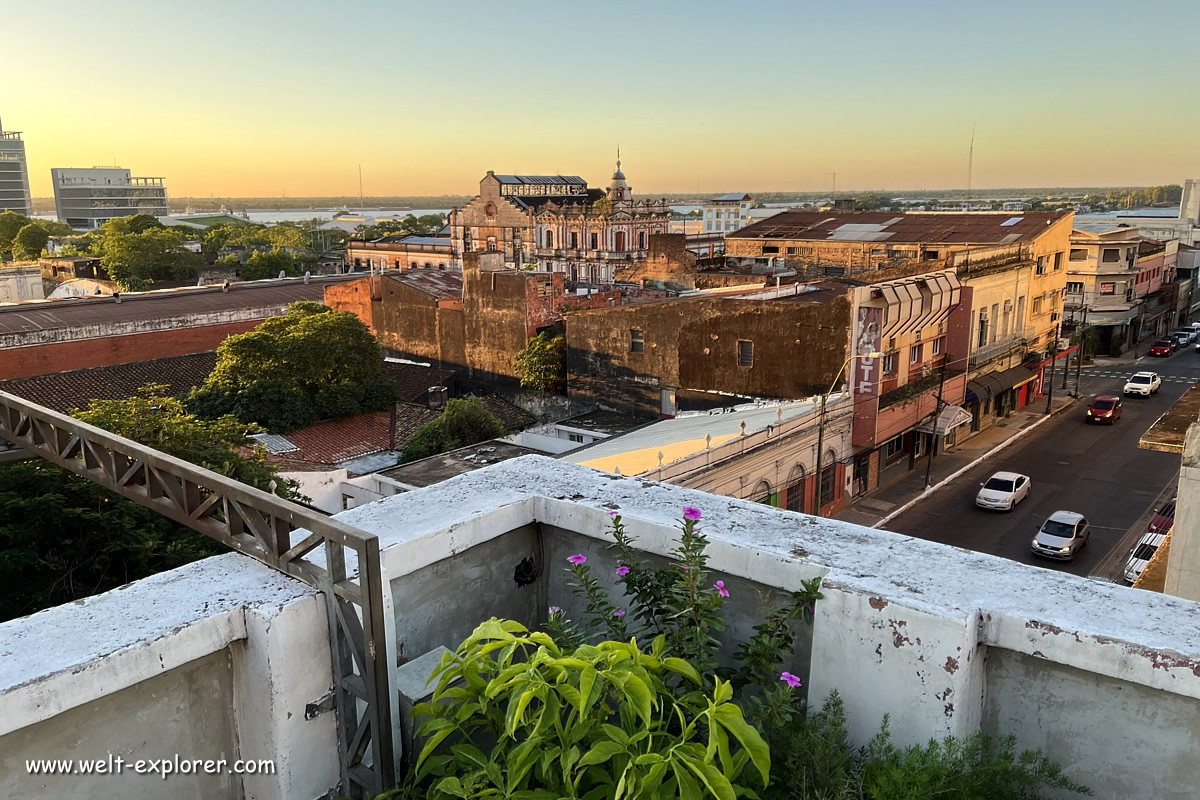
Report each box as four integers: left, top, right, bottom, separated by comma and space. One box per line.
1124, 531, 1168, 584
1147, 497, 1177, 534
1171, 329, 1197, 346
1148, 339, 1174, 357
1123, 372, 1161, 396
1086, 395, 1122, 423
1031, 511, 1090, 561
975, 471, 1031, 511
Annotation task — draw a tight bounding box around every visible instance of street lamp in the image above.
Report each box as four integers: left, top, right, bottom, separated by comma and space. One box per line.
813, 351, 884, 517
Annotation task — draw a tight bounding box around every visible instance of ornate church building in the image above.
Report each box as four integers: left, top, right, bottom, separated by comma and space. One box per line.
449, 156, 671, 283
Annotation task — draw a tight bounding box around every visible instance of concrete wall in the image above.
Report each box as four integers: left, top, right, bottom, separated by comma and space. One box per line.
0, 265, 44, 302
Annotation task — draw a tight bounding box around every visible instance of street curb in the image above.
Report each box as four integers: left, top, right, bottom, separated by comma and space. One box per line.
872, 398, 1078, 529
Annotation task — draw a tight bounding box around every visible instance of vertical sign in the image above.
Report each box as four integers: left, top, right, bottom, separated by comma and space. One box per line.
854, 307, 882, 396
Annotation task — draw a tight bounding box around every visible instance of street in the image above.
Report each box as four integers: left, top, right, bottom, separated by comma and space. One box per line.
886, 348, 1199, 581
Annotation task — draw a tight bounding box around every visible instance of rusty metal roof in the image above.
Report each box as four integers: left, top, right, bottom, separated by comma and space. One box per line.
731, 211, 1070, 245
0, 276, 357, 335
385, 270, 463, 300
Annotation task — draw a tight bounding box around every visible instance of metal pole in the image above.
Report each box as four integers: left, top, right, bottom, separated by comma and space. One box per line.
1074, 306, 1088, 395
814, 393, 826, 516
1045, 325, 1059, 414
924, 352, 949, 488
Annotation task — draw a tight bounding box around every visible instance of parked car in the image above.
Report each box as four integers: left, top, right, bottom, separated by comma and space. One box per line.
1171, 329, 1197, 346
1148, 340, 1174, 357
1031, 511, 1090, 561
1124, 531, 1168, 584
1086, 395, 1122, 423
975, 471, 1031, 511
1123, 372, 1161, 396
1147, 497, 1177, 534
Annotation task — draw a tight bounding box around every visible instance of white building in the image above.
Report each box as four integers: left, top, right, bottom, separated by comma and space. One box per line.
702, 192, 752, 233
1077, 178, 1200, 246
51, 167, 169, 230
0, 118, 32, 215
0, 265, 43, 302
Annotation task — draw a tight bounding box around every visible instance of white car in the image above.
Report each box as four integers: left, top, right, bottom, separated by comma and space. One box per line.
975, 471, 1031, 511
1124, 531, 1168, 584
1031, 511, 1090, 561
1123, 372, 1161, 397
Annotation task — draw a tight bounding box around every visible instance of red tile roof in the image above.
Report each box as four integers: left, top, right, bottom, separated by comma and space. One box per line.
0, 352, 217, 412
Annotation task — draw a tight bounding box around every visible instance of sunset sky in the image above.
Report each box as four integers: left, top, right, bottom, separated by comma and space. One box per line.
5, 0, 1197, 198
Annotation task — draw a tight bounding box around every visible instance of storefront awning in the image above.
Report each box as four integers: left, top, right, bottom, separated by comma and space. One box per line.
917, 405, 973, 435
965, 366, 1037, 404
1085, 309, 1138, 326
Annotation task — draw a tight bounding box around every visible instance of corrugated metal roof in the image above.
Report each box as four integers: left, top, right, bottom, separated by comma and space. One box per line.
252, 433, 299, 454
375, 235, 453, 248
493, 175, 587, 186
712, 193, 751, 202
386, 270, 463, 300
731, 211, 1069, 245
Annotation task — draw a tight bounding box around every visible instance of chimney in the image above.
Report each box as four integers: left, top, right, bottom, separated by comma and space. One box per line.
427, 385, 448, 411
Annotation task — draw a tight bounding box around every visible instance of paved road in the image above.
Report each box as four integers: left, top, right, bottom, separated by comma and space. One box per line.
886, 348, 1200, 581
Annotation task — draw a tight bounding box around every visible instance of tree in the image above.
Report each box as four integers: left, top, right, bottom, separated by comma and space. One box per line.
123, 213, 164, 233
401, 397, 507, 462
0, 210, 29, 253
187, 301, 395, 432
11, 223, 49, 260
0, 385, 298, 622
98, 224, 204, 290
241, 248, 298, 280
513, 330, 566, 392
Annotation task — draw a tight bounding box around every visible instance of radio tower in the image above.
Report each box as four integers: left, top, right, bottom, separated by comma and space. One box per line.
966, 123, 975, 209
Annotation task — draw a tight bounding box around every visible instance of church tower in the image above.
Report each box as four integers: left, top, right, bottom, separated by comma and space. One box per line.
607, 148, 631, 203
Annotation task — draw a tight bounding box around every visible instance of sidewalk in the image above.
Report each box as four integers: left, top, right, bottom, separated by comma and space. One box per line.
835, 394, 1077, 528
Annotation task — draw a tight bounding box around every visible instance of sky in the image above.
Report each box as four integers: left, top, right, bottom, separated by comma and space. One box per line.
4, 0, 1198, 198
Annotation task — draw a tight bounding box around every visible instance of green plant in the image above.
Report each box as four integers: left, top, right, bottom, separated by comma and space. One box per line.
513, 330, 566, 392
401, 397, 507, 462
390, 618, 771, 800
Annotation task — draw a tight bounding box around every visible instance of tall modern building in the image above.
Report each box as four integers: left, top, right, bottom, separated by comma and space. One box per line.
0, 117, 33, 215
51, 167, 169, 229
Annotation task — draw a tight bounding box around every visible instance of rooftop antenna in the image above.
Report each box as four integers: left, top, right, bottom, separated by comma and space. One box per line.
966, 123, 976, 209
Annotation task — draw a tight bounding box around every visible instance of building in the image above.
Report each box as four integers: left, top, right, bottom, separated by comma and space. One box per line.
1075, 178, 1200, 246
51, 167, 169, 230
345, 234, 456, 272
448, 158, 671, 283
38, 256, 106, 283
701, 193, 753, 233
0, 118, 32, 215
0, 264, 43, 302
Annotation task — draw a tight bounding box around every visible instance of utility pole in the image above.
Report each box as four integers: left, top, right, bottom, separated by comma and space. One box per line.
814, 392, 828, 515
924, 352, 950, 488
1045, 325, 1060, 414
1074, 306, 1088, 395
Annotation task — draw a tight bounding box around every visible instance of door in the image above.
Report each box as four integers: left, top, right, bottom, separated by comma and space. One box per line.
615, 231, 626, 252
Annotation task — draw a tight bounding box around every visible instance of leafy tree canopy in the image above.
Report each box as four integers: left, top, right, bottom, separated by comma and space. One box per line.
11, 223, 49, 260
0, 385, 298, 622
0, 212, 72, 257
97, 224, 204, 291
241, 248, 298, 281
355, 213, 447, 240
513, 330, 565, 392
187, 301, 395, 432
203, 222, 311, 253
402, 397, 507, 462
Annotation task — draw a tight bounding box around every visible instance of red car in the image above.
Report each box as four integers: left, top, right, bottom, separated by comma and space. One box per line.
1147, 497, 1177, 534
1086, 395, 1122, 424
1148, 339, 1174, 357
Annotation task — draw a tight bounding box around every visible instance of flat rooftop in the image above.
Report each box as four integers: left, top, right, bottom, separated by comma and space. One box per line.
1139, 381, 1200, 454
731, 210, 1069, 244
380, 440, 542, 487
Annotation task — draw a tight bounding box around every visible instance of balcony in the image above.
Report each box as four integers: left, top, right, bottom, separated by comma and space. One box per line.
2, 456, 1199, 798
968, 335, 1029, 369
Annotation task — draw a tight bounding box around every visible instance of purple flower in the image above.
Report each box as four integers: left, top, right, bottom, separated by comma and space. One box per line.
683, 506, 702, 521
614, 609, 625, 618
608, 510, 620, 517
615, 565, 630, 577
678, 563, 690, 570
715, 580, 729, 598
567, 554, 587, 565
808, 605, 816, 617
780, 672, 802, 688
548, 606, 561, 616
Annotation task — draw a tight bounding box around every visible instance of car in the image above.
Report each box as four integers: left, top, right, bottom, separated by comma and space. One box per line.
1124, 531, 1168, 584
1123, 372, 1161, 396
1086, 395, 1122, 423
975, 471, 1031, 511
1148, 340, 1174, 357
1147, 497, 1177, 534
1171, 329, 1197, 346
1031, 511, 1090, 561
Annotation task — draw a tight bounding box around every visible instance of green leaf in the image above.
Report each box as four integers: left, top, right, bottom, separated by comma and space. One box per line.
416, 723, 457, 770
663, 657, 702, 685
433, 776, 468, 798
505, 686, 537, 737
578, 740, 626, 767
672, 760, 703, 800
449, 743, 490, 771
679, 754, 737, 800
713, 704, 771, 784
601, 723, 631, 747
579, 664, 599, 716
611, 672, 653, 726
712, 678, 734, 705
506, 736, 542, 792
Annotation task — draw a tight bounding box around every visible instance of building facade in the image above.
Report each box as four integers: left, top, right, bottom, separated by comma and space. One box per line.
51, 167, 169, 230
345, 235, 456, 272
449, 160, 670, 283
0, 119, 32, 215
0, 265, 43, 302
701, 193, 753, 233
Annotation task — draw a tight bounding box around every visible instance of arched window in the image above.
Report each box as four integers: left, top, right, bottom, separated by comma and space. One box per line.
819, 451, 838, 508
785, 464, 806, 512
545, 230, 554, 248
754, 479, 773, 506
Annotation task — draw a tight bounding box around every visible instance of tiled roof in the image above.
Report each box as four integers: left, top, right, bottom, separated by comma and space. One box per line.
276, 411, 394, 467
0, 352, 218, 412
476, 395, 536, 432
730, 211, 1070, 245
382, 361, 456, 403
391, 404, 441, 449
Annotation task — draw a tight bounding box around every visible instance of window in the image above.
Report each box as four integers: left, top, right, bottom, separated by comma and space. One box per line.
394, 259, 401, 269
738, 339, 754, 367
910, 344, 922, 364
1054, 252, 1063, 271
932, 337, 942, 356
923, 249, 940, 260
1066, 281, 1084, 294
1102, 248, 1120, 263
568, 433, 585, 443
630, 329, 644, 353
884, 436, 903, 459
786, 468, 805, 512
570, 231, 579, 249
590, 232, 598, 249
755, 481, 774, 506
819, 463, 836, 507
1070, 248, 1087, 261
763, 246, 780, 254
977, 308, 989, 348
991, 303, 999, 342
638, 231, 646, 249
486, 237, 497, 251
786, 246, 797, 255
1032, 296, 1043, 314
545, 231, 554, 248
1036, 256, 1048, 275
706, 222, 712, 232
882, 352, 897, 376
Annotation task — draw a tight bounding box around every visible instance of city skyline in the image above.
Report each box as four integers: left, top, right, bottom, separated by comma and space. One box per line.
5, 0, 1199, 198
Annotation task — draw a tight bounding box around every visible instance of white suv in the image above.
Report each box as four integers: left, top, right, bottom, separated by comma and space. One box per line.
1124, 372, 1161, 397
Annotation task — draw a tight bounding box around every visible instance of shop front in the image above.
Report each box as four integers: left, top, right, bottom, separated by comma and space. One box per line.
964, 365, 1039, 434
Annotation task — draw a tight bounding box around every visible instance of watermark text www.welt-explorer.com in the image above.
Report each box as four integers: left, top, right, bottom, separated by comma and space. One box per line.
26, 755, 276, 780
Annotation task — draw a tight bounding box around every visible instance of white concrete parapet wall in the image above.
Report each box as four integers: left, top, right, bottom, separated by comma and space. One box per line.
331, 455, 1200, 800
0, 554, 338, 800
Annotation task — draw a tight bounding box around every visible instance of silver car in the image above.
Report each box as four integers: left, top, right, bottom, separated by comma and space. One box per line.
1031, 511, 1090, 562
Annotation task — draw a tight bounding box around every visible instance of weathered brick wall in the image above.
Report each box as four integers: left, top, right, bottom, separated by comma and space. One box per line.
324, 277, 376, 333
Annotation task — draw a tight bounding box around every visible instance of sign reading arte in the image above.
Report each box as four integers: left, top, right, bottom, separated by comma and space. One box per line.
854, 307, 882, 397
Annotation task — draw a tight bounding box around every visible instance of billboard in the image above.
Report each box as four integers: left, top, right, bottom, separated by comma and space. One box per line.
854, 306, 882, 397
